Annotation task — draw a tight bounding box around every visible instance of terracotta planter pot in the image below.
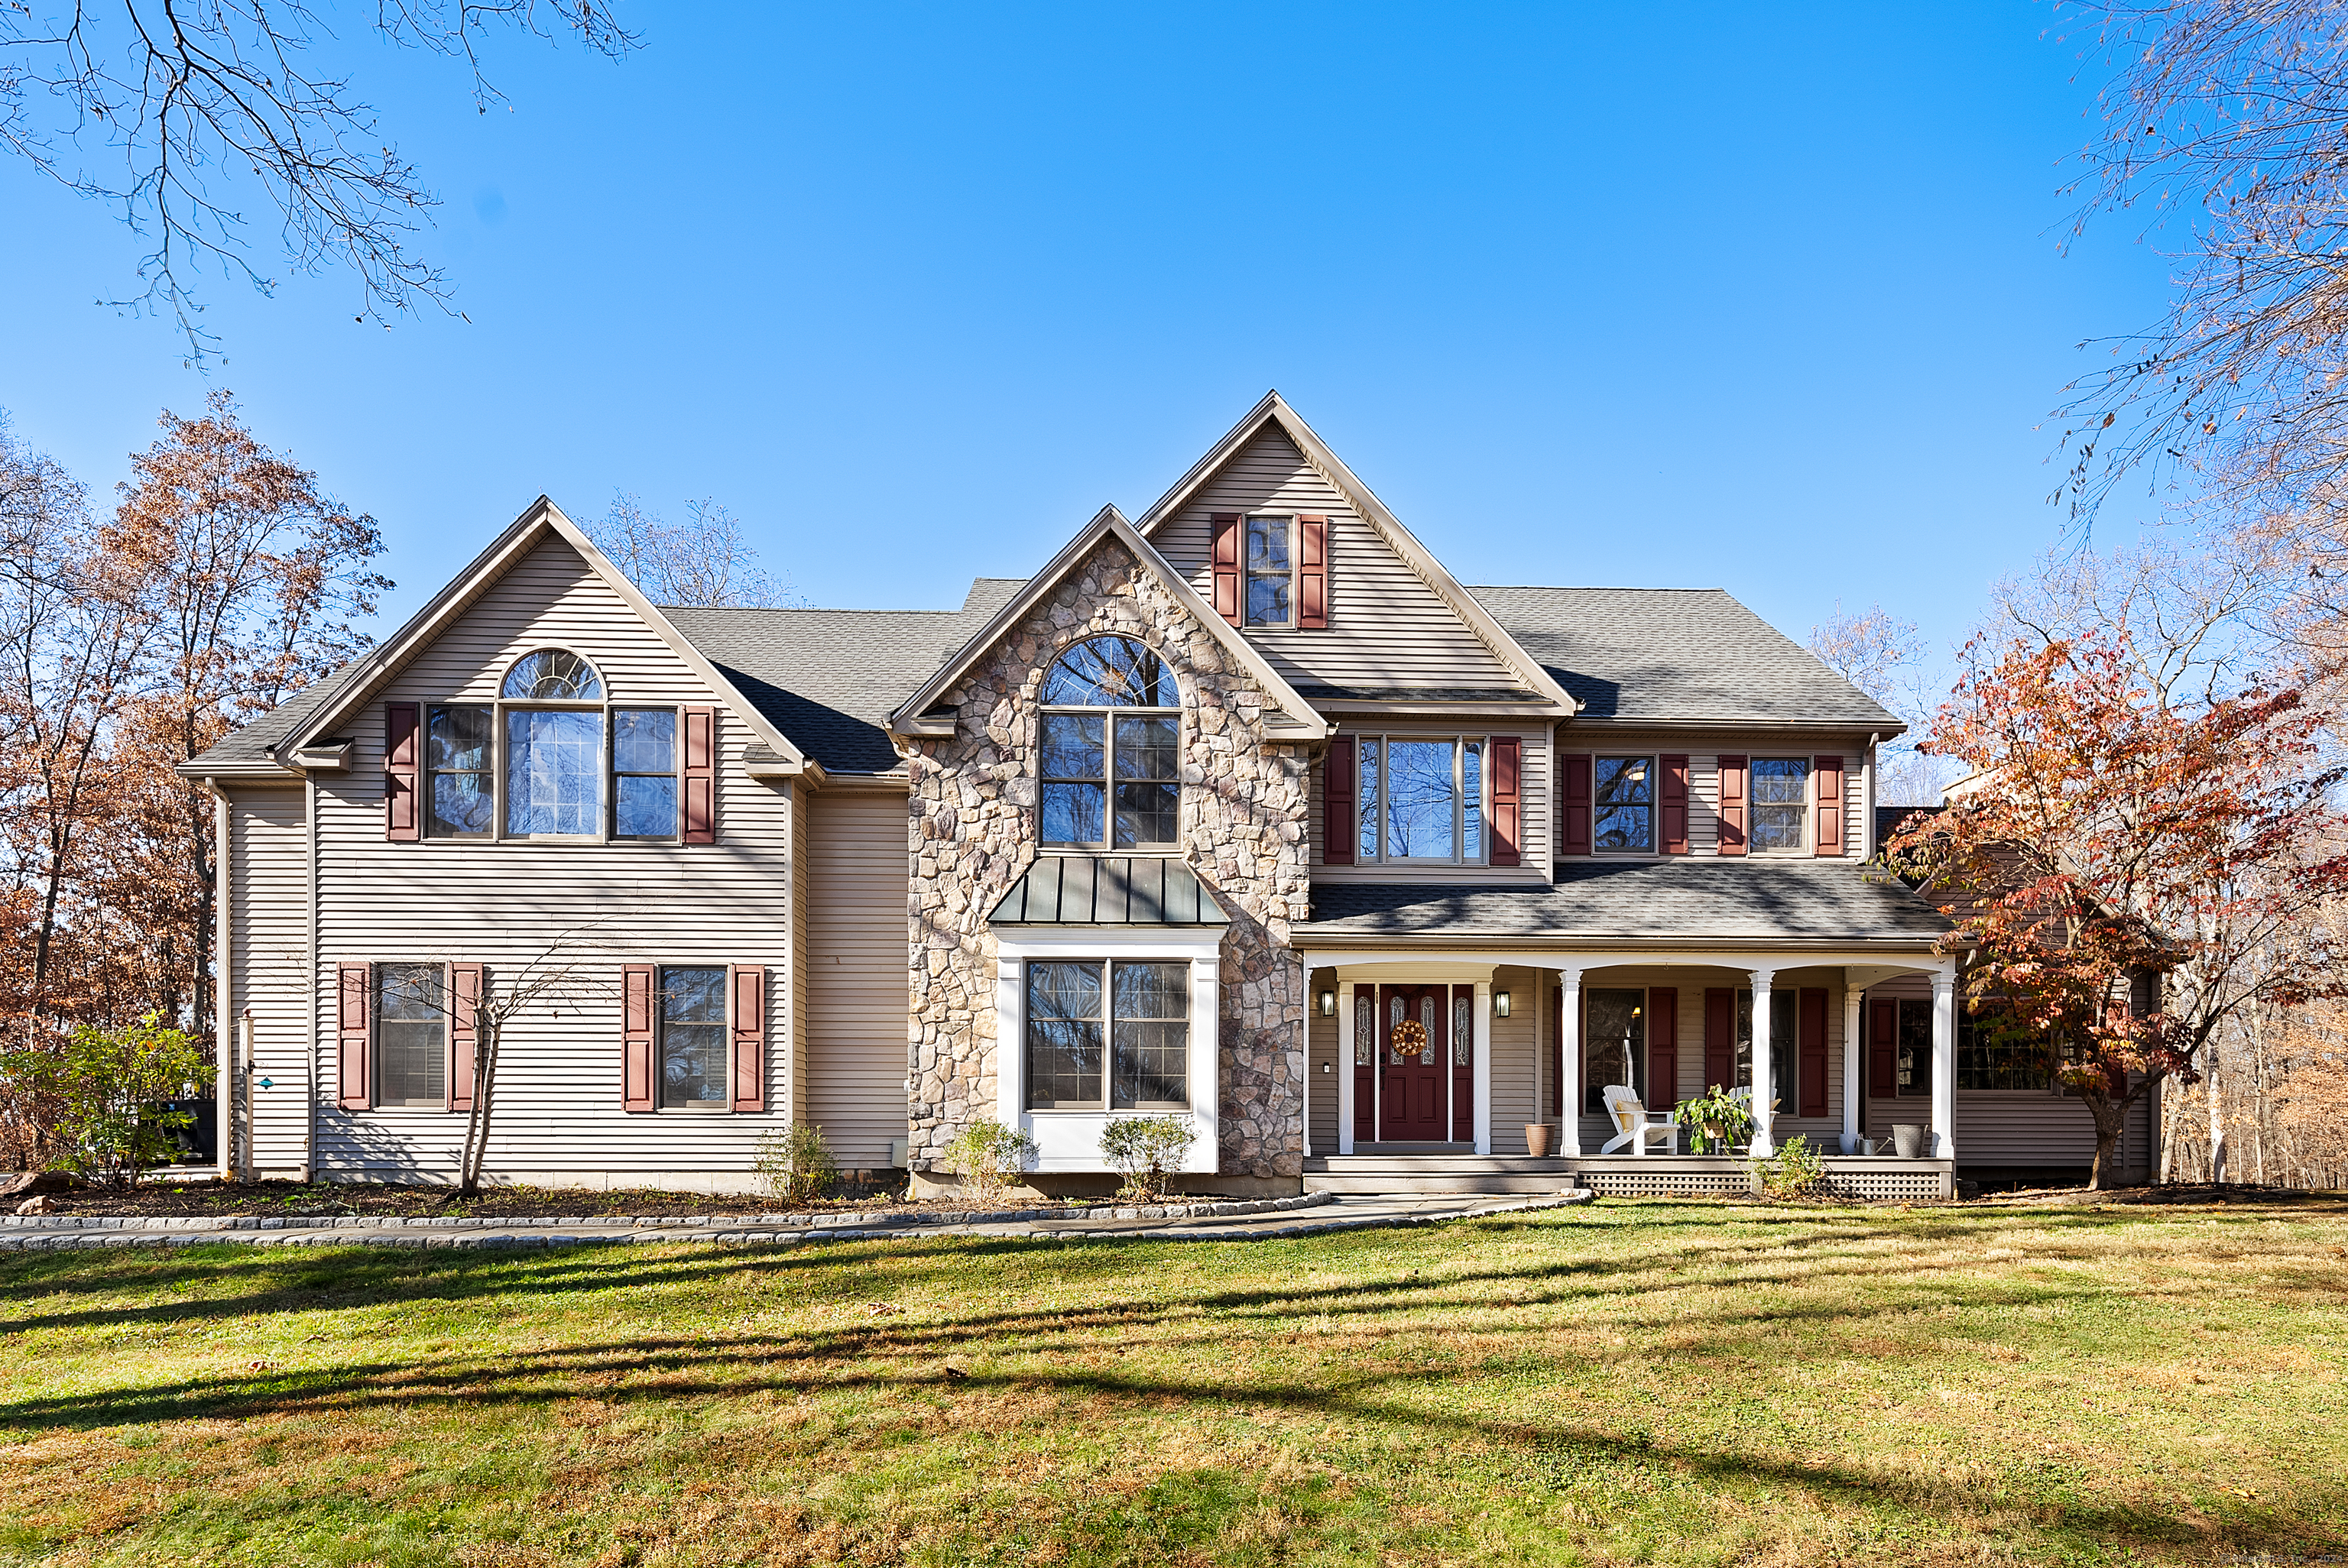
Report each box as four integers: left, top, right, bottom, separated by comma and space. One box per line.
1524, 1123, 1553, 1158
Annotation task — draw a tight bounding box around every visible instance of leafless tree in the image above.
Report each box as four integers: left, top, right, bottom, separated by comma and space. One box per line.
447, 919, 614, 1196
1807, 603, 1951, 805
0, 2, 637, 356
589, 492, 794, 609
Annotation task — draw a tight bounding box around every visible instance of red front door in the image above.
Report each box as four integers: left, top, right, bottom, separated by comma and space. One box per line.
1378, 985, 1450, 1141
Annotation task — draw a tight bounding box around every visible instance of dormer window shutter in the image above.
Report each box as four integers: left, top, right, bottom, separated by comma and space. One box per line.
1561, 753, 1591, 857
682, 706, 717, 844
1210, 513, 1242, 625
731, 965, 767, 1112
1659, 754, 1690, 854
1322, 738, 1355, 866
622, 964, 657, 1112
1814, 755, 1845, 856
1717, 755, 1748, 857
1296, 514, 1329, 630
384, 703, 420, 841
1488, 735, 1522, 867
337, 963, 373, 1110
449, 963, 482, 1113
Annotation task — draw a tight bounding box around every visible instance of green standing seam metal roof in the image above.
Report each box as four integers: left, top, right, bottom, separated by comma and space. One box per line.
990, 855, 1231, 926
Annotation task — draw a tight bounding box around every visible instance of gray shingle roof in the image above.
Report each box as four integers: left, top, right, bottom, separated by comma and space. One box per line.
663, 578, 1025, 774
1303, 859, 1948, 943
183, 661, 362, 769
1467, 586, 1903, 727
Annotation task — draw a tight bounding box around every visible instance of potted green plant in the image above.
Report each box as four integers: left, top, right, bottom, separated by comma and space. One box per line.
1675, 1085, 1754, 1155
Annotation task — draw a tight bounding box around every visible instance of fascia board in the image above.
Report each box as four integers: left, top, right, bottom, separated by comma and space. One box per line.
1562, 716, 1912, 738
888, 504, 1329, 740
1131, 393, 1579, 716
284, 497, 809, 772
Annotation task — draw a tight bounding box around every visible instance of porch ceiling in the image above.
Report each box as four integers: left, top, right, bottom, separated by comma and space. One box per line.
1302, 859, 1950, 944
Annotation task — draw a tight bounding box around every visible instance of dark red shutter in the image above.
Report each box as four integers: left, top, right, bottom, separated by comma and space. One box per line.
1799, 988, 1829, 1116
1815, 755, 1844, 856
1562, 753, 1592, 857
337, 963, 372, 1110
1296, 514, 1328, 630
1322, 740, 1355, 865
1646, 987, 1678, 1112
384, 703, 420, 841
1869, 998, 1897, 1098
682, 705, 716, 844
623, 964, 657, 1112
1488, 736, 1522, 866
449, 963, 481, 1113
1210, 513, 1241, 625
1717, 755, 1747, 856
1660, 753, 1689, 854
1704, 987, 1735, 1093
731, 965, 767, 1113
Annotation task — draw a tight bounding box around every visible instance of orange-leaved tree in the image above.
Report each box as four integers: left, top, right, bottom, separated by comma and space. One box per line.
1889, 630, 2348, 1187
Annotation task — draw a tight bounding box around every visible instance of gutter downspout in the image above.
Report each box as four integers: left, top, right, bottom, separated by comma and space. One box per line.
305, 773, 319, 1184
199, 779, 235, 1182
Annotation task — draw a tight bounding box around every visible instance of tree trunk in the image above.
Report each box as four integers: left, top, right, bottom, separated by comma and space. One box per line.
2086, 1087, 2129, 1191
2206, 1034, 2227, 1184
457, 1018, 498, 1197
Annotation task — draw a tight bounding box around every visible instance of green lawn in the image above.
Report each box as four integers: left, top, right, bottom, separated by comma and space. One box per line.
2, 1197, 2343, 1567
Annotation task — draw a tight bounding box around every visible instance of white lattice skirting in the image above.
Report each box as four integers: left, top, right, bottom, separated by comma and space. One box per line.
1567, 1156, 1954, 1201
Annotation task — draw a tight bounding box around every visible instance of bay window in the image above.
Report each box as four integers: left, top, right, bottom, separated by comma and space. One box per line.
1354, 736, 1485, 863
1025, 959, 1191, 1110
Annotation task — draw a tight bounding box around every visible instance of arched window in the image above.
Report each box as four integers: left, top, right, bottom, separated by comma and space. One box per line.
1039, 636, 1179, 850
503, 648, 603, 701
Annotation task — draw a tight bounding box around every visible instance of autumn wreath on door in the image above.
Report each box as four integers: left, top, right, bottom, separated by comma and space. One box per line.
1390, 1019, 1429, 1058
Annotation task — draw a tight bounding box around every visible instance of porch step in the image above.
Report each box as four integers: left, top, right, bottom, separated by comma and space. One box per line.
1302, 1155, 1585, 1197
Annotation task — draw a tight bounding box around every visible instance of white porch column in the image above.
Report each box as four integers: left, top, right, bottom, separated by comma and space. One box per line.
1557, 966, 1584, 1156
1749, 967, 1778, 1156
1840, 983, 1863, 1154
1931, 965, 1958, 1159
1472, 981, 1493, 1155
1336, 980, 1357, 1156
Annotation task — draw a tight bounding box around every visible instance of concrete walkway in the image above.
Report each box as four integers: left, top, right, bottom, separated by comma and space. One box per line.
0, 1191, 1589, 1253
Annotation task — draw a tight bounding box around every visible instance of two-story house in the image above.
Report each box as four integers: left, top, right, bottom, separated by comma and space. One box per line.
183, 394, 2155, 1199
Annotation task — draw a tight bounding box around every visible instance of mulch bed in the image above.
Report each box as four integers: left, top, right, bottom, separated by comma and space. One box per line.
14, 1179, 1113, 1221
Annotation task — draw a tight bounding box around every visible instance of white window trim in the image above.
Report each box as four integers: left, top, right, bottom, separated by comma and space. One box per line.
1746, 756, 1813, 857
1244, 513, 1296, 630
1354, 734, 1490, 866
1036, 642, 1182, 856
1591, 753, 1657, 857
994, 928, 1220, 1174
425, 692, 687, 846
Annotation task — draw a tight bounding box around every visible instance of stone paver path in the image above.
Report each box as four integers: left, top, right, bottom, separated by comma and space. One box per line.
0, 1191, 1588, 1252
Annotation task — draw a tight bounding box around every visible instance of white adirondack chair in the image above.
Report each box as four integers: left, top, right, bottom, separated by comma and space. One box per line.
1600, 1084, 1676, 1156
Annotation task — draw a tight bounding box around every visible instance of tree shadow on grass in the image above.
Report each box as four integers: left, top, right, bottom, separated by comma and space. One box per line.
0, 1314, 2330, 1561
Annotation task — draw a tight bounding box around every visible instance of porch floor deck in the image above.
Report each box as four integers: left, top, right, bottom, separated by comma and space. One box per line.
1303, 1153, 1957, 1200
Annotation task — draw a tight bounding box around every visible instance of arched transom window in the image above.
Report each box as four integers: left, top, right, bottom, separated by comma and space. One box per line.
1039, 636, 1179, 850
422, 648, 684, 841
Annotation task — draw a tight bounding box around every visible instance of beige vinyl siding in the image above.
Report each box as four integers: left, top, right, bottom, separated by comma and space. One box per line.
806, 788, 913, 1169
1488, 966, 1540, 1154
1310, 723, 1550, 881
789, 785, 812, 1123
229, 783, 314, 1175
306, 536, 803, 1190
1152, 428, 1524, 694
1556, 734, 1863, 860
1306, 967, 1339, 1152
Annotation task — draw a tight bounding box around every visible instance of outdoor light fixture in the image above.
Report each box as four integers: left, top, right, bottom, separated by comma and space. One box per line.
1318, 990, 1336, 1016
1321, 1061, 1332, 1074
1494, 990, 1512, 1018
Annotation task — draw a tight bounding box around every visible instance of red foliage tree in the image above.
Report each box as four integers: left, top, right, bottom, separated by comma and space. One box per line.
1889, 631, 2348, 1187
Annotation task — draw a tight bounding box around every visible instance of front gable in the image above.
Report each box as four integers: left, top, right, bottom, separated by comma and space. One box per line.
1138, 395, 1574, 712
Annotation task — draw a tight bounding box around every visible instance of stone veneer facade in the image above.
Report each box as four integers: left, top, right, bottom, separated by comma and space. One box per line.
905, 536, 1312, 1182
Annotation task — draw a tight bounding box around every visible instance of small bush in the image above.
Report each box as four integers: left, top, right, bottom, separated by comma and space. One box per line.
752, 1123, 839, 1204
939, 1119, 1036, 1204
0, 1016, 207, 1186
1099, 1116, 1196, 1201
1676, 1086, 1755, 1154
1751, 1133, 1828, 1199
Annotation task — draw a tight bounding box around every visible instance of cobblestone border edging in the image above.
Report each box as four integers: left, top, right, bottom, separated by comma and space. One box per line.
0, 1191, 1598, 1252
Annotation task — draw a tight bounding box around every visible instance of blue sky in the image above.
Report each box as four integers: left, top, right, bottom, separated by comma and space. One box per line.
0, 2, 2173, 685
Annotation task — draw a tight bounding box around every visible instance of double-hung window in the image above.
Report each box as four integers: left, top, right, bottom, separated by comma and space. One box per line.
1244, 515, 1292, 627
659, 965, 730, 1110
1956, 1008, 2059, 1090
375, 962, 447, 1107
1354, 736, 1484, 863
1582, 987, 1646, 1113
1038, 636, 1180, 851
1736, 989, 1799, 1114
1750, 758, 1810, 851
1594, 756, 1652, 851
1025, 960, 1190, 1110
422, 650, 686, 842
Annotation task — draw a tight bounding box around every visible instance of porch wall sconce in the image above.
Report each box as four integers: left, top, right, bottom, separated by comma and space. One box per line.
1494, 990, 1513, 1019
1317, 990, 1336, 1017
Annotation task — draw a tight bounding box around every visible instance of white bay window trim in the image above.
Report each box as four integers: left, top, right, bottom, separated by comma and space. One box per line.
994, 927, 1221, 1174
